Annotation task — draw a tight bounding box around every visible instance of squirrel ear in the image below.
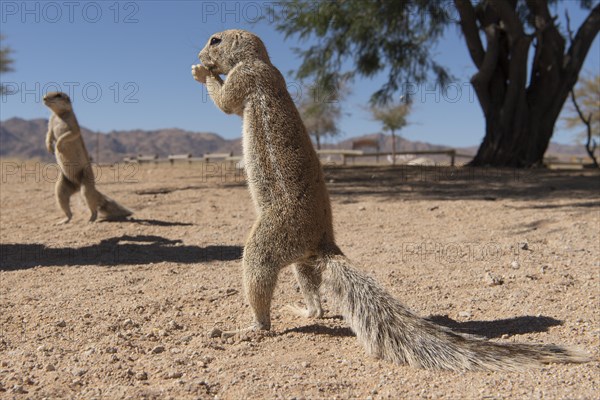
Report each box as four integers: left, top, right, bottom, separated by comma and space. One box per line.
233, 33, 240, 47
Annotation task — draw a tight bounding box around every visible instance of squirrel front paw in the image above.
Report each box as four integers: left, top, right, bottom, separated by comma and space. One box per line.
46, 142, 54, 154
192, 64, 210, 84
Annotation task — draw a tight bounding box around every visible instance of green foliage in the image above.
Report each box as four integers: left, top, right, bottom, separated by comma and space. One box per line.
0, 35, 14, 95
371, 102, 411, 134
271, 0, 453, 105
269, 0, 594, 106
298, 83, 345, 149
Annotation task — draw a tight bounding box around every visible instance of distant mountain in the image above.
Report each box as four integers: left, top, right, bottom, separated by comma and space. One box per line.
0, 118, 241, 163
0, 117, 589, 163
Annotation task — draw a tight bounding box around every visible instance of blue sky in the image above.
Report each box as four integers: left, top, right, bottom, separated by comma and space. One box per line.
0, 0, 598, 147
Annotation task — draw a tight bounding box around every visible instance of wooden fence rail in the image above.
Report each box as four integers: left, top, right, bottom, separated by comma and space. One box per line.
125, 150, 473, 167
316, 149, 472, 166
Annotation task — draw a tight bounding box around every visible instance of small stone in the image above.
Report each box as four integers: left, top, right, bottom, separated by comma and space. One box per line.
540, 265, 549, 274
158, 329, 168, 337
485, 272, 504, 286
168, 320, 183, 331
520, 242, 529, 250
165, 371, 183, 379
510, 260, 520, 269
11, 385, 27, 394
45, 364, 56, 372
180, 335, 193, 343
458, 311, 471, 319
56, 320, 66, 328
73, 368, 88, 377
122, 319, 135, 329
209, 328, 222, 338
358, 206, 366, 211
151, 345, 165, 354
106, 347, 118, 354
136, 371, 148, 381
301, 361, 310, 368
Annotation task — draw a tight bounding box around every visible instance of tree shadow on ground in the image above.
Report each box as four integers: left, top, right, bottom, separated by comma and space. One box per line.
426, 314, 563, 339
324, 165, 600, 202
0, 235, 242, 271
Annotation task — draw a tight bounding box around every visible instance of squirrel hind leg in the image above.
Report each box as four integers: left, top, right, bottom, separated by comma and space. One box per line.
290, 262, 323, 318
242, 216, 310, 331
55, 174, 77, 223
242, 256, 279, 331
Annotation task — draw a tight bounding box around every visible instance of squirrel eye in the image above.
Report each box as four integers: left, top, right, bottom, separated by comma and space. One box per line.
210, 37, 221, 46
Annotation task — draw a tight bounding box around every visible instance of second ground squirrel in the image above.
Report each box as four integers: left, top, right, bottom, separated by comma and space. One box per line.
43, 92, 133, 223
192, 29, 589, 370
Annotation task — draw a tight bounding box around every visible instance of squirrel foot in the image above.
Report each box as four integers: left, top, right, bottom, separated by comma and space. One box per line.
56, 217, 71, 225
220, 323, 270, 339
284, 304, 323, 319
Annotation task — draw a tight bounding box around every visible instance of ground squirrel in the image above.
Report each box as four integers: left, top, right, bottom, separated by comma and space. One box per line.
192, 30, 589, 370
43, 92, 133, 223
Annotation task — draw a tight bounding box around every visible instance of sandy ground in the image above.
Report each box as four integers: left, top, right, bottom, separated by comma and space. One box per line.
0, 161, 599, 399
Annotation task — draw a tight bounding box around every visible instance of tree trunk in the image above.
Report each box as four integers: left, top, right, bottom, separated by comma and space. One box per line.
471, 102, 556, 167
391, 129, 396, 165
455, 0, 600, 168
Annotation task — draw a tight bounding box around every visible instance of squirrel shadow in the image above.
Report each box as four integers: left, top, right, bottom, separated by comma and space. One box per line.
283, 314, 563, 340
425, 314, 563, 339
95, 217, 193, 226
126, 218, 194, 227
0, 235, 242, 270
283, 322, 354, 338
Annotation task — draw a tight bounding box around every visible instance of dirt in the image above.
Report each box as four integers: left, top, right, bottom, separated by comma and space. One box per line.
1, 161, 599, 399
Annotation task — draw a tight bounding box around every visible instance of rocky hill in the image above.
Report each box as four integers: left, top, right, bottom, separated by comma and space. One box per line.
0, 117, 588, 163
0, 118, 242, 163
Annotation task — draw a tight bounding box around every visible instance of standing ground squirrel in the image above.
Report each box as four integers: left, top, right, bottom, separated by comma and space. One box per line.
43, 92, 133, 223
192, 30, 589, 370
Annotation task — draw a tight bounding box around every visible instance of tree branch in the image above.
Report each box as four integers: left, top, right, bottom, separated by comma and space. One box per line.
564, 3, 600, 79
527, 0, 564, 44
565, 10, 575, 43
455, 0, 485, 68
471, 25, 500, 116
488, 0, 524, 42
570, 89, 599, 168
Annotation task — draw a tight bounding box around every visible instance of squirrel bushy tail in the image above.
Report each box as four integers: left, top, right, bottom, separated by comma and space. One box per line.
96, 191, 133, 220
320, 255, 589, 371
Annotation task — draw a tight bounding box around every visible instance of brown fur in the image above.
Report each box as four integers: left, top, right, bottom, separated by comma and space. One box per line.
192, 30, 589, 370
43, 92, 133, 223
